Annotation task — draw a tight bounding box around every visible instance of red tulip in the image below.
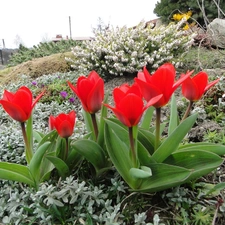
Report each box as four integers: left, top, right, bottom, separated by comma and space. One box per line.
49, 111, 76, 138
0, 86, 44, 122
135, 63, 192, 108
104, 83, 162, 127
67, 71, 104, 114
182, 71, 220, 101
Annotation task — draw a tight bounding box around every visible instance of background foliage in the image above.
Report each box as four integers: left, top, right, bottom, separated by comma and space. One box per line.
154, 0, 225, 26
8, 39, 82, 67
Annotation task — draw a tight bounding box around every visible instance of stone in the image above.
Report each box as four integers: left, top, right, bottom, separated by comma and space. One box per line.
207, 18, 225, 49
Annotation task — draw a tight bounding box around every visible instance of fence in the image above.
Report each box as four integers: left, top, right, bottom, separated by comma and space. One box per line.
0, 49, 17, 65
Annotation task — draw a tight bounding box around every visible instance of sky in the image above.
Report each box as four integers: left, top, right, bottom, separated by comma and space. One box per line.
0, 0, 158, 49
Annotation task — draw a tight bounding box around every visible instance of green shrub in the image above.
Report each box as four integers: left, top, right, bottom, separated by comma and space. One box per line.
9, 39, 83, 66
68, 20, 195, 78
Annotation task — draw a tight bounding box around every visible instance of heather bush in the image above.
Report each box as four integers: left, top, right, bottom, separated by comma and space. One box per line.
68, 19, 196, 77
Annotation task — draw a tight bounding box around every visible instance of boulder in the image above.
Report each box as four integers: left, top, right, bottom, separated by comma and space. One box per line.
207, 18, 225, 48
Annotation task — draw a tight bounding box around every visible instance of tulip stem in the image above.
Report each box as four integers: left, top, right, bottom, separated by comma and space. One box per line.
129, 127, 137, 167
91, 113, 98, 140
64, 137, 69, 160
20, 122, 32, 164
155, 107, 161, 151
182, 100, 194, 121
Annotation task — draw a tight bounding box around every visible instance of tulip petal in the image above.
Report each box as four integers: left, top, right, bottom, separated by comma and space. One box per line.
205, 78, 220, 92
192, 72, 208, 98
12, 87, 32, 117
0, 100, 28, 122
88, 71, 101, 83
117, 94, 144, 126
135, 78, 162, 102
2, 90, 14, 101
57, 120, 74, 138
32, 90, 45, 109
145, 94, 163, 109
49, 115, 55, 130
52, 111, 76, 138
67, 81, 79, 96
104, 104, 132, 127
182, 76, 199, 101
173, 70, 194, 92
151, 63, 176, 102
87, 78, 104, 113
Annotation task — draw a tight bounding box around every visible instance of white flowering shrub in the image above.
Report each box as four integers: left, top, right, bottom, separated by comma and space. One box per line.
68, 20, 196, 77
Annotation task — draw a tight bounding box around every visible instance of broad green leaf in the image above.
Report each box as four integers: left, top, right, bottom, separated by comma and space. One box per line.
37, 130, 58, 180
0, 162, 35, 187
82, 109, 94, 138
164, 149, 223, 181
168, 94, 179, 135
33, 130, 44, 143
97, 92, 109, 146
104, 118, 129, 143
71, 139, 108, 173
135, 163, 191, 192
45, 155, 69, 179
37, 130, 58, 147
105, 118, 155, 166
55, 136, 67, 160
138, 129, 156, 155
104, 120, 137, 188
29, 142, 51, 185
152, 113, 198, 162
140, 106, 154, 129
66, 146, 83, 171
178, 142, 225, 156
26, 114, 33, 151
129, 166, 152, 179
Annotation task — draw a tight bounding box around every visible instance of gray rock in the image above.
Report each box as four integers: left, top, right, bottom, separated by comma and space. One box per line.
207, 18, 225, 49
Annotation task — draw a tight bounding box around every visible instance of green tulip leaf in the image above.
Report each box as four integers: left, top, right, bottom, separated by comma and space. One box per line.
33, 130, 44, 143
104, 118, 130, 143
105, 118, 155, 167
129, 166, 152, 179
37, 130, 58, 147
140, 106, 154, 129
0, 162, 35, 187
66, 146, 83, 171
168, 94, 179, 135
104, 119, 136, 188
97, 92, 109, 146
45, 154, 70, 179
152, 113, 197, 163
26, 114, 33, 153
37, 131, 59, 180
135, 163, 191, 192
29, 142, 51, 185
138, 128, 156, 156
178, 142, 225, 156
163, 149, 223, 181
82, 109, 95, 139
71, 139, 108, 174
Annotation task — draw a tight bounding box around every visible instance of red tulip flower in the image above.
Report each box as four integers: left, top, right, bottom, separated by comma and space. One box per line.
0, 86, 44, 122
182, 71, 220, 102
67, 71, 104, 114
49, 111, 76, 138
104, 83, 162, 127
135, 63, 192, 108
